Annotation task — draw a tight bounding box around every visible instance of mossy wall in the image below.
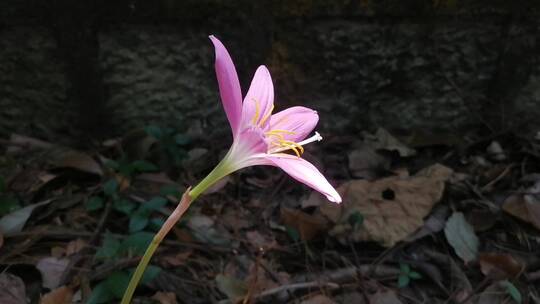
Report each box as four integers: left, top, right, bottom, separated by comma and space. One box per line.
0, 1, 539, 144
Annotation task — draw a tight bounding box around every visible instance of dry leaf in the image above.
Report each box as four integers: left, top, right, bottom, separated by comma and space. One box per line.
363, 128, 416, 157
406, 205, 450, 242
162, 251, 193, 267
321, 164, 452, 246
65, 239, 87, 256
524, 180, 540, 229
0, 273, 26, 304
348, 144, 390, 179
477, 282, 507, 304
151, 291, 177, 304
369, 290, 403, 304
281, 207, 329, 241
40, 286, 73, 304
36, 257, 70, 289
246, 230, 278, 251
479, 253, 524, 280
502, 194, 540, 230
300, 294, 336, 304
51, 150, 103, 176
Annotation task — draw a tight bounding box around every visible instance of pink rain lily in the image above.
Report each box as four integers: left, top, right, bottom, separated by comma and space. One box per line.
190, 36, 341, 203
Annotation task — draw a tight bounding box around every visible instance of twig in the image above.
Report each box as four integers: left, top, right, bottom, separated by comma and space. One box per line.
218, 265, 399, 303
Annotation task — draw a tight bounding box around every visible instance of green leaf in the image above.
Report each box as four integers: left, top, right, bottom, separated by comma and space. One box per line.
86, 196, 104, 211
103, 179, 118, 197
113, 199, 136, 215
174, 134, 190, 146
145, 125, 162, 139
140, 265, 162, 284
398, 274, 410, 288
87, 281, 115, 304
143, 197, 168, 211
148, 217, 166, 231
120, 231, 154, 255
285, 226, 300, 242
347, 211, 364, 227
95, 233, 121, 259
159, 185, 181, 197
129, 209, 150, 232
103, 159, 119, 170
0, 195, 21, 216
444, 212, 479, 264
104, 271, 130, 298
409, 271, 422, 280
400, 263, 411, 274
501, 280, 522, 303
131, 160, 158, 172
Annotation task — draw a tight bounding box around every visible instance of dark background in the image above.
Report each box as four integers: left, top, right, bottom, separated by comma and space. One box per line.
1, 0, 539, 145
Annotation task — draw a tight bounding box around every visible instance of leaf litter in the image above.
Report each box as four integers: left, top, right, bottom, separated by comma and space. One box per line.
1, 126, 540, 304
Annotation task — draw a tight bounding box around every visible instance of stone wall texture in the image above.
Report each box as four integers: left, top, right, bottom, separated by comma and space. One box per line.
1, 1, 539, 144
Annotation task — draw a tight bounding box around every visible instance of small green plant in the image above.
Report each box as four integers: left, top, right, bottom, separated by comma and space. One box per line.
397, 263, 422, 288
0, 176, 21, 216
501, 280, 522, 303
145, 125, 191, 167
87, 160, 167, 303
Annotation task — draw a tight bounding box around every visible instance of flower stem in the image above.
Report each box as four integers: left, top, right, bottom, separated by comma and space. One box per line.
120, 189, 193, 304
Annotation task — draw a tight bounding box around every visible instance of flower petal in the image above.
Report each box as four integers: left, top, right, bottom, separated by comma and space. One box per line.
227, 128, 268, 169
209, 35, 242, 137
242, 66, 274, 129
265, 154, 341, 203
268, 106, 319, 142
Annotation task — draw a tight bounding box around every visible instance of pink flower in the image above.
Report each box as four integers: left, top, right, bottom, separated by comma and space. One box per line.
191, 36, 341, 203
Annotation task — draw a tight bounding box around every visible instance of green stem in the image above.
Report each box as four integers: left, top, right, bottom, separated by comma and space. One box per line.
120, 190, 193, 304
120, 158, 232, 303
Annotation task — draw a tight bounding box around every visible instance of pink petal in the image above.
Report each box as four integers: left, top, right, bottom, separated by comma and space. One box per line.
268, 106, 319, 142
242, 66, 274, 129
227, 128, 268, 168
209, 35, 242, 138
265, 154, 341, 203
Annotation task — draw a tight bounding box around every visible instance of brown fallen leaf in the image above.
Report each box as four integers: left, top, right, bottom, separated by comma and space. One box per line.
162, 250, 193, 267
479, 253, 524, 280
477, 282, 506, 304
65, 238, 87, 256
0, 273, 26, 304
524, 180, 540, 229
300, 294, 336, 304
363, 128, 416, 157
151, 291, 177, 304
502, 194, 540, 230
281, 207, 329, 241
51, 150, 103, 176
321, 164, 452, 246
40, 286, 73, 304
368, 290, 403, 304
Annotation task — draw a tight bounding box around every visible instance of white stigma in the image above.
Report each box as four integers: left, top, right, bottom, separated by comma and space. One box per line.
297, 131, 322, 146
270, 132, 323, 154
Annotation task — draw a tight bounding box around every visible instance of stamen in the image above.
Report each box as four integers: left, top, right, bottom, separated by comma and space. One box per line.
268, 132, 323, 156
251, 98, 261, 125
258, 104, 274, 127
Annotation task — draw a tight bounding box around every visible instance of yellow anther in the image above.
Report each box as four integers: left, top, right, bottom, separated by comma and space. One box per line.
280, 140, 304, 154
251, 98, 261, 125
266, 129, 296, 135
258, 104, 274, 127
